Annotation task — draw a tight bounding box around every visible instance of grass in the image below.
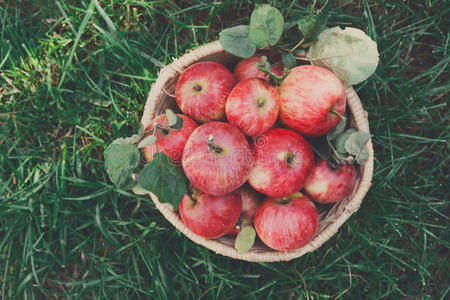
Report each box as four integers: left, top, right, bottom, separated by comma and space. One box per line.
0, 0, 448, 298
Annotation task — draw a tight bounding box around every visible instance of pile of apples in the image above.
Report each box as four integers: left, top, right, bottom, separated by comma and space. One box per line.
143, 53, 357, 252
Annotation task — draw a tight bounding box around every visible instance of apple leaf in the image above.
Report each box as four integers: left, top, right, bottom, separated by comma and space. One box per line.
281, 52, 297, 70
335, 128, 356, 156
327, 119, 347, 141
111, 134, 140, 145
131, 182, 149, 195
355, 146, 370, 164
249, 4, 284, 48
235, 226, 256, 254
219, 25, 256, 58
138, 152, 187, 210
104, 140, 140, 189
297, 0, 330, 41
257, 56, 285, 85
308, 26, 379, 86
166, 109, 183, 130
138, 135, 156, 149
166, 109, 177, 126
344, 131, 370, 156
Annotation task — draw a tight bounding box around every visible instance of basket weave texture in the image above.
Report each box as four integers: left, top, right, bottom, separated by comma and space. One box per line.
141, 41, 374, 262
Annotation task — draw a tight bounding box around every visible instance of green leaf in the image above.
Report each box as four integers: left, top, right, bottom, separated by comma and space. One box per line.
344, 131, 370, 156
166, 109, 176, 125
235, 226, 256, 254
257, 56, 285, 86
138, 135, 156, 149
257, 55, 272, 72
249, 4, 284, 47
308, 26, 380, 86
297, 0, 331, 41
219, 25, 256, 58
335, 128, 356, 156
137, 124, 145, 135
166, 109, 177, 126
298, 15, 320, 40
131, 182, 149, 195
355, 146, 369, 164
166, 109, 183, 130
281, 52, 297, 69
307, 136, 330, 159
104, 142, 140, 189
327, 119, 347, 141
138, 152, 187, 210
112, 135, 139, 145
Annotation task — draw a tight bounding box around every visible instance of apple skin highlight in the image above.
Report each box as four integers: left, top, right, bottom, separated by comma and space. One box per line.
182, 122, 253, 196
254, 193, 319, 251
279, 65, 346, 137
142, 113, 197, 163
175, 62, 236, 123
179, 191, 242, 238
304, 158, 357, 204
248, 128, 314, 197
233, 53, 285, 82
226, 78, 280, 136
227, 184, 261, 237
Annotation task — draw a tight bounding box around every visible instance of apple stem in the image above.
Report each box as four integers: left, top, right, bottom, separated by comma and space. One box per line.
289, 38, 305, 53
152, 123, 170, 135
141, 122, 171, 137
286, 151, 296, 165
152, 124, 160, 153
207, 134, 223, 154
278, 198, 291, 205
330, 109, 346, 120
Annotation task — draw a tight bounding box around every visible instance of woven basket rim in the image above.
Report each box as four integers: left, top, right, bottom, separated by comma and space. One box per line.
141, 40, 374, 262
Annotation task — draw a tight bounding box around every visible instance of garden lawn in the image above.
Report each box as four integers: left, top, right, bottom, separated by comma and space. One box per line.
0, 0, 448, 298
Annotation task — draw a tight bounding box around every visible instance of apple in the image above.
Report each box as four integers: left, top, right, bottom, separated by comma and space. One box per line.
248, 128, 314, 197
269, 63, 285, 79
303, 158, 357, 204
142, 113, 197, 163
233, 53, 285, 82
228, 184, 261, 236
175, 61, 236, 123
225, 78, 280, 136
254, 193, 319, 251
179, 190, 242, 238
279, 65, 346, 137
182, 122, 253, 196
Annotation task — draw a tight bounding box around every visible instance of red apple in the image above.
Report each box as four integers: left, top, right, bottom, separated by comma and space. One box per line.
179, 191, 242, 238
303, 159, 357, 203
233, 53, 285, 82
269, 63, 285, 78
279, 65, 346, 137
254, 193, 319, 251
175, 62, 236, 123
142, 113, 197, 163
182, 122, 252, 196
228, 184, 261, 236
226, 78, 280, 136
248, 128, 314, 197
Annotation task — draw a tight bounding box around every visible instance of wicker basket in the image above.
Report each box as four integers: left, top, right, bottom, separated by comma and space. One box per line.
141, 41, 374, 262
